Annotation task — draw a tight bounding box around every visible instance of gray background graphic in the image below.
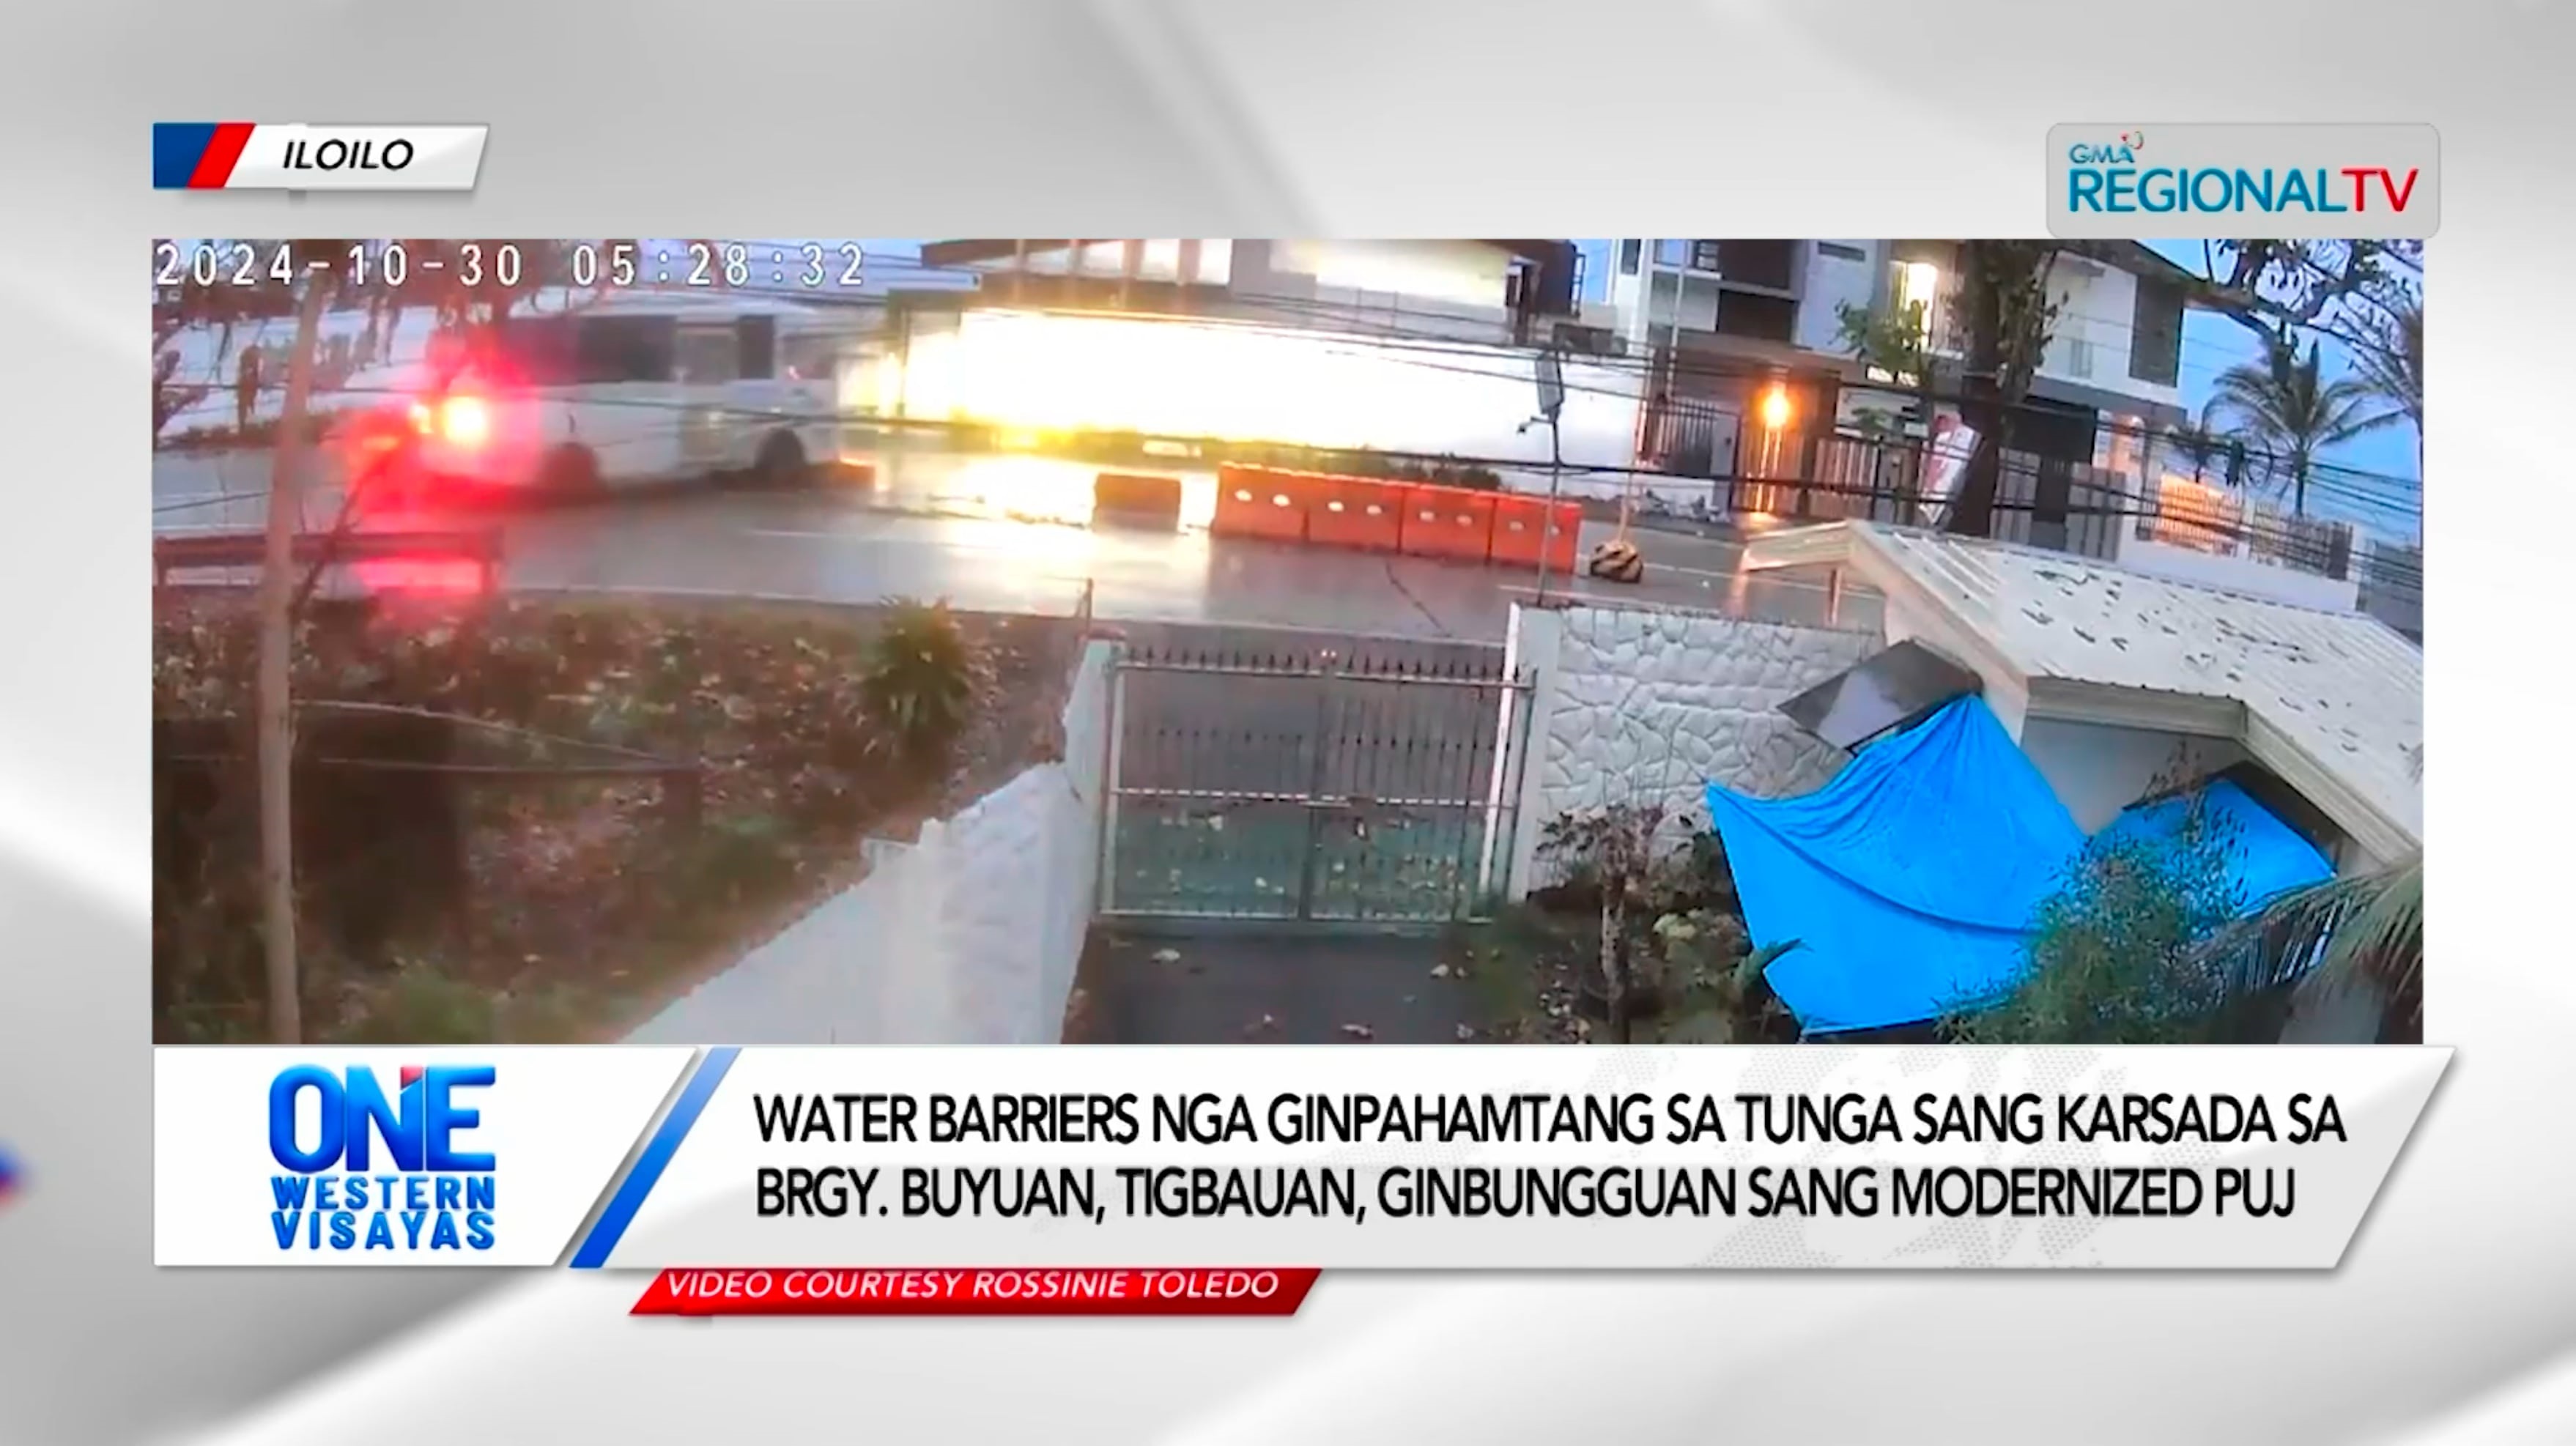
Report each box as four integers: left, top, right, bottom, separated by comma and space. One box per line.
1, 0, 2563, 1440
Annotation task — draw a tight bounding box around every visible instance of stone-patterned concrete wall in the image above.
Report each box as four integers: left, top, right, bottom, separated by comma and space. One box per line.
629, 640, 1116, 1045
1509, 603, 1879, 886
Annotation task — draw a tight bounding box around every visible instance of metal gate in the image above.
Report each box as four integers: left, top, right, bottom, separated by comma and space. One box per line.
1100, 638, 1532, 924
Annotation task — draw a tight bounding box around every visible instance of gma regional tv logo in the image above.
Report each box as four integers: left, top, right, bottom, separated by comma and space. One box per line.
2048, 122, 2438, 240
267, 1064, 497, 1253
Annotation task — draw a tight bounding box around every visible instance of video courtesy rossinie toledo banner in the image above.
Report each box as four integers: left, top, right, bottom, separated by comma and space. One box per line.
155, 1045, 2448, 1274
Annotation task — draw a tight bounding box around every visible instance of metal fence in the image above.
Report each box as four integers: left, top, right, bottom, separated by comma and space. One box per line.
1632, 423, 2131, 563
1099, 637, 1532, 924
1626, 415, 2387, 579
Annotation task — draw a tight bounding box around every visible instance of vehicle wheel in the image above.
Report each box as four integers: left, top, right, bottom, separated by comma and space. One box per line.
753, 430, 810, 489
537, 444, 604, 505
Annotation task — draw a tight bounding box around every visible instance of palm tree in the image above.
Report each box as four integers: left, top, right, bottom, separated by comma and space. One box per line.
2202, 746, 2423, 1042
2208, 340, 2394, 515
2205, 851, 2423, 1042
2353, 297, 2425, 479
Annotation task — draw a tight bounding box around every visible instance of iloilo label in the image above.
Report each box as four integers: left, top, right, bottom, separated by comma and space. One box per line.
152, 124, 489, 192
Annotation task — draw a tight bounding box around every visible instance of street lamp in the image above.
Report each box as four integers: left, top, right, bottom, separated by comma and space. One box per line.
1758, 381, 1794, 433
1747, 379, 1797, 502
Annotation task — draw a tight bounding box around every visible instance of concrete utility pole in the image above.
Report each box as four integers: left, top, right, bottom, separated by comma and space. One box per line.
257, 267, 333, 1044
1533, 345, 1566, 602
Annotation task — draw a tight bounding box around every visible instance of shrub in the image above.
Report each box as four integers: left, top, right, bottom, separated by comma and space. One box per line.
1942, 803, 2274, 1045
858, 598, 985, 770
340, 965, 497, 1045
1536, 803, 1668, 1041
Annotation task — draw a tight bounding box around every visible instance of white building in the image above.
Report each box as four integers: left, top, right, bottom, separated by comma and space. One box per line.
1596, 237, 2195, 442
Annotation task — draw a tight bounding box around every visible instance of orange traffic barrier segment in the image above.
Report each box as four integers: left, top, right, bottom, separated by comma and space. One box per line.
1399, 485, 1498, 562
1306, 472, 1404, 552
1489, 494, 1583, 574
1094, 471, 1185, 523
1211, 464, 1309, 542
1204, 466, 1577, 571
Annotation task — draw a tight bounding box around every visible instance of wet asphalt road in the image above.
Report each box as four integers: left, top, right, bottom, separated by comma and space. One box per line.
150, 445, 1871, 641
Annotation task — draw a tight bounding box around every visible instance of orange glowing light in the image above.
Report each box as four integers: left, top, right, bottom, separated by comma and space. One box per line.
1757, 384, 1794, 432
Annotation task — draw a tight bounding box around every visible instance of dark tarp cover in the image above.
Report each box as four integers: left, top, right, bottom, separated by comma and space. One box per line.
1706, 697, 2334, 1037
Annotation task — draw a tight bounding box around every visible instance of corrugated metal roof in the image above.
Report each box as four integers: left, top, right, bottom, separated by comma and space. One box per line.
1848, 524, 2424, 851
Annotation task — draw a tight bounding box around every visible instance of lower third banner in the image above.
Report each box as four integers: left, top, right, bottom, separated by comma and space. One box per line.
153, 1045, 2451, 1270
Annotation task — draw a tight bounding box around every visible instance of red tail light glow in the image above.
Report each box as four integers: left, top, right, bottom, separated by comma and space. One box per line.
439, 396, 491, 446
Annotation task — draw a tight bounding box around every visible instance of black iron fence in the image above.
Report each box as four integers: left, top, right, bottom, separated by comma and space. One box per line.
1632, 400, 2364, 582
1101, 637, 1532, 924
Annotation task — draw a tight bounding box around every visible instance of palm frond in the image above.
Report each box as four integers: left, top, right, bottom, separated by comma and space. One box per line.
2206, 339, 2402, 509
2353, 297, 2426, 437
1734, 938, 1804, 997
2199, 853, 2421, 1009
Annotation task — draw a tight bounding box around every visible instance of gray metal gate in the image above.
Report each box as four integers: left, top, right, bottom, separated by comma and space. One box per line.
1100, 637, 1532, 924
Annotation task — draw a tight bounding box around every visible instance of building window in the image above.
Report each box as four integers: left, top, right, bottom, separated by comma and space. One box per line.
1715, 240, 1799, 291
2129, 279, 2184, 387
1654, 239, 1689, 269
2059, 330, 2093, 380
1618, 240, 1641, 275
1893, 261, 1944, 355
1690, 240, 1723, 272
1715, 291, 1796, 345
1818, 241, 1868, 262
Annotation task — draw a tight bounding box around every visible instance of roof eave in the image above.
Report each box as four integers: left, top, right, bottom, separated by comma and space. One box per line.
1761, 522, 2422, 862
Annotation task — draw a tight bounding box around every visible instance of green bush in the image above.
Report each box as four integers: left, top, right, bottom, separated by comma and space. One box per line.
1942, 806, 2278, 1045
858, 598, 986, 770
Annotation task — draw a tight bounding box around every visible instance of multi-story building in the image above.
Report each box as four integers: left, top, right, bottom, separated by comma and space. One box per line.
1596, 237, 2199, 475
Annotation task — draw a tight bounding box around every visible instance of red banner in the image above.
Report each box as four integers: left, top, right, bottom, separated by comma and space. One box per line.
631, 1267, 1322, 1317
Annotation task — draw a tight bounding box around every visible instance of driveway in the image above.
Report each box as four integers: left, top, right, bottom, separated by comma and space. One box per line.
1070, 928, 1479, 1045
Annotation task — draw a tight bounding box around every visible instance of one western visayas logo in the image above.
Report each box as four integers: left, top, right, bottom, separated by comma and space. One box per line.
267, 1064, 497, 1253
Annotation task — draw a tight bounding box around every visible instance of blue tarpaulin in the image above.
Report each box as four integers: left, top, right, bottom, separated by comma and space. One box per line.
1706, 697, 2333, 1037
2091, 779, 2337, 909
